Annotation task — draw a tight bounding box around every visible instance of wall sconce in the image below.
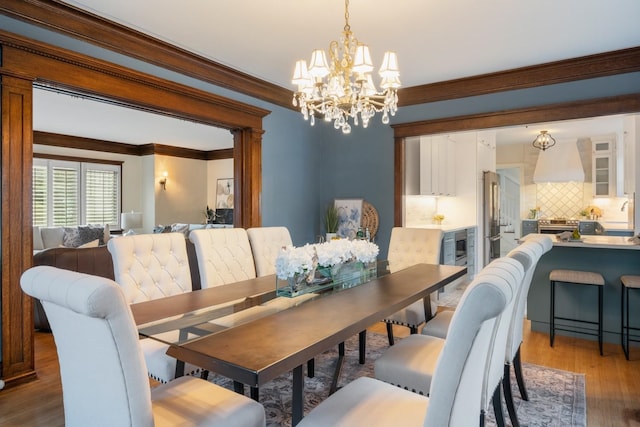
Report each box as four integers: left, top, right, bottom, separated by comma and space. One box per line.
159, 171, 168, 190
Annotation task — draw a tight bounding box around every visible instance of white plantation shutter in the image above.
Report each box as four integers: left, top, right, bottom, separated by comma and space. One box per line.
32, 164, 48, 226
83, 164, 120, 225
51, 164, 79, 226
33, 158, 121, 227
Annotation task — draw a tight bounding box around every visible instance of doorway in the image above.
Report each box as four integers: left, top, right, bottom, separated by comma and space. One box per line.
498, 166, 522, 256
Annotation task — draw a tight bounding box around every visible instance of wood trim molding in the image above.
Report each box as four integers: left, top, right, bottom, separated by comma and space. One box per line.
34, 152, 123, 166
398, 47, 640, 106
0, 0, 293, 110
2, 2, 638, 110
0, 31, 271, 130
392, 93, 640, 138
1, 75, 36, 386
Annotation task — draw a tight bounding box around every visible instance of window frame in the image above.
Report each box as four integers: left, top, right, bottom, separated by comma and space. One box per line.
33, 154, 123, 228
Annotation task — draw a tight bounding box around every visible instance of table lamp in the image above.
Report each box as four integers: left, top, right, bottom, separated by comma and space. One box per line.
121, 211, 143, 236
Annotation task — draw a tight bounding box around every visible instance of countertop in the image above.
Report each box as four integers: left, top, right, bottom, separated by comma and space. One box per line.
522, 233, 640, 250
523, 218, 634, 232
407, 223, 476, 233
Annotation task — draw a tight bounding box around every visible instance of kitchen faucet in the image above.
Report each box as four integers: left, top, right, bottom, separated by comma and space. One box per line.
621, 200, 629, 211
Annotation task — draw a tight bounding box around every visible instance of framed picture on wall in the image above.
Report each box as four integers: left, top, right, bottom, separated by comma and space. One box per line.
216, 178, 234, 209
334, 198, 363, 239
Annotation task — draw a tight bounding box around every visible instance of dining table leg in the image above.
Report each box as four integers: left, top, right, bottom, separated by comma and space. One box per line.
329, 341, 346, 394
358, 330, 366, 364
292, 364, 304, 426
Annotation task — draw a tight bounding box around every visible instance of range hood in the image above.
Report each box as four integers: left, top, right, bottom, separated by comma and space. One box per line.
533, 138, 585, 183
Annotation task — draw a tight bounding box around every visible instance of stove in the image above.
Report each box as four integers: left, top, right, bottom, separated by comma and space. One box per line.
537, 218, 580, 234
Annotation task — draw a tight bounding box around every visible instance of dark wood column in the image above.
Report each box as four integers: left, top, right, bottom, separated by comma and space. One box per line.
1, 74, 35, 386
233, 128, 264, 229
393, 136, 405, 227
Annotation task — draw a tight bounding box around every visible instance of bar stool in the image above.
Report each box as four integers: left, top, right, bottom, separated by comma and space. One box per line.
621, 275, 640, 360
550, 269, 604, 355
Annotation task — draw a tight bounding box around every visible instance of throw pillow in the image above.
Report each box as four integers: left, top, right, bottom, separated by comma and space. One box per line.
170, 223, 189, 237
62, 227, 82, 247
77, 239, 100, 248
78, 225, 105, 246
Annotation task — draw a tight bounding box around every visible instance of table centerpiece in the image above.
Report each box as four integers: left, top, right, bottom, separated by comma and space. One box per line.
275, 238, 379, 297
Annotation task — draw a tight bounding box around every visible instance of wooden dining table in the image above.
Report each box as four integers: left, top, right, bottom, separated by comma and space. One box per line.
131, 262, 466, 425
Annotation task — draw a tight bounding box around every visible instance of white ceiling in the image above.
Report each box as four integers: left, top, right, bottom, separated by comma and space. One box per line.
33, 88, 233, 150
33, 0, 640, 150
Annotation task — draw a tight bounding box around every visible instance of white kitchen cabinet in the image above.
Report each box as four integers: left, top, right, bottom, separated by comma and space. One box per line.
591, 136, 616, 197
623, 117, 636, 195
420, 135, 456, 196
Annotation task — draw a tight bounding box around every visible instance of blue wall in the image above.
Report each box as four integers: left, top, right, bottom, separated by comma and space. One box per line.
3, 15, 640, 259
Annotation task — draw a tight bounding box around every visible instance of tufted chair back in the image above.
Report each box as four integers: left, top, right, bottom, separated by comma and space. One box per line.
474, 257, 524, 418
189, 228, 256, 288
383, 227, 443, 340
424, 257, 516, 426
387, 227, 443, 272
505, 237, 551, 360
107, 233, 193, 304
247, 226, 293, 277
21, 266, 155, 426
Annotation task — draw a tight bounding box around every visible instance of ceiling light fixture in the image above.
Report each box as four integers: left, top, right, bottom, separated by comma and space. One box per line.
532, 130, 556, 151
291, 0, 400, 134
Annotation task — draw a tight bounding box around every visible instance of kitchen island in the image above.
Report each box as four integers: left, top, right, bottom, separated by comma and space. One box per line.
524, 234, 640, 344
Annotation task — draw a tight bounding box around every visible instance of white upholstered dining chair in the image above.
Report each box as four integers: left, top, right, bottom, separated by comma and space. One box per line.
189, 227, 282, 326
189, 227, 257, 288
107, 232, 201, 383
297, 251, 515, 426
422, 235, 552, 426
21, 266, 266, 427
247, 226, 293, 277
383, 227, 443, 345
373, 257, 524, 427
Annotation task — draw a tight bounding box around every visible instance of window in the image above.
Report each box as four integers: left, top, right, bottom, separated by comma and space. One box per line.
33, 157, 121, 227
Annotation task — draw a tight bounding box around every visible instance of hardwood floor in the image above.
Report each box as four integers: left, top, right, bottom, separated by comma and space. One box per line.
1, 323, 639, 426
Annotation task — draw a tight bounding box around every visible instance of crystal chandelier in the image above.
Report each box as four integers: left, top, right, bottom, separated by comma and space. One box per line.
291, 0, 400, 134
532, 130, 556, 151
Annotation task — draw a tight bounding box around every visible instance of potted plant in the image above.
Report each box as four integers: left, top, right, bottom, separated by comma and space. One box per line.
324, 204, 339, 241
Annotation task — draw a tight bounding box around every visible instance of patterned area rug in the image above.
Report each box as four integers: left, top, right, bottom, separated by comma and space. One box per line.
208, 332, 586, 427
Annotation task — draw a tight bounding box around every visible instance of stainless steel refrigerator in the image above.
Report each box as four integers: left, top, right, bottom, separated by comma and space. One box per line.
483, 171, 501, 266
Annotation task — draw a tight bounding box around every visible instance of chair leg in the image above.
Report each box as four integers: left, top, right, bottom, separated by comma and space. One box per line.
550, 280, 555, 347
502, 364, 520, 427
409, 325, 418, 334
623, 285, 630, 360
479, 410, 486, 427
513, 346, 529, 401
622, 283, 627, 359
492, 384, 507, 427
598, 285, 603, 356
200, 370, 209, 380
358, 330, 366, 364
386, 321, 395, 346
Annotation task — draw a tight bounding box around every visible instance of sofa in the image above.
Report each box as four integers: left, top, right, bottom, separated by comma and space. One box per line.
32, 237, 202, 331
33, 224, 111, 253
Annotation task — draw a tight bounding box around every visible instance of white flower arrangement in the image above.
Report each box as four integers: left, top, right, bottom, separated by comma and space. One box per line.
275, 239, 379, 280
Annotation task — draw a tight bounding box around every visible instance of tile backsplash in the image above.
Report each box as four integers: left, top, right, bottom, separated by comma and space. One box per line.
535, 182, 584, 218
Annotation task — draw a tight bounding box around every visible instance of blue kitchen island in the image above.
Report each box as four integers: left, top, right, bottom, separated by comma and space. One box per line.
525, 234, 640, 344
